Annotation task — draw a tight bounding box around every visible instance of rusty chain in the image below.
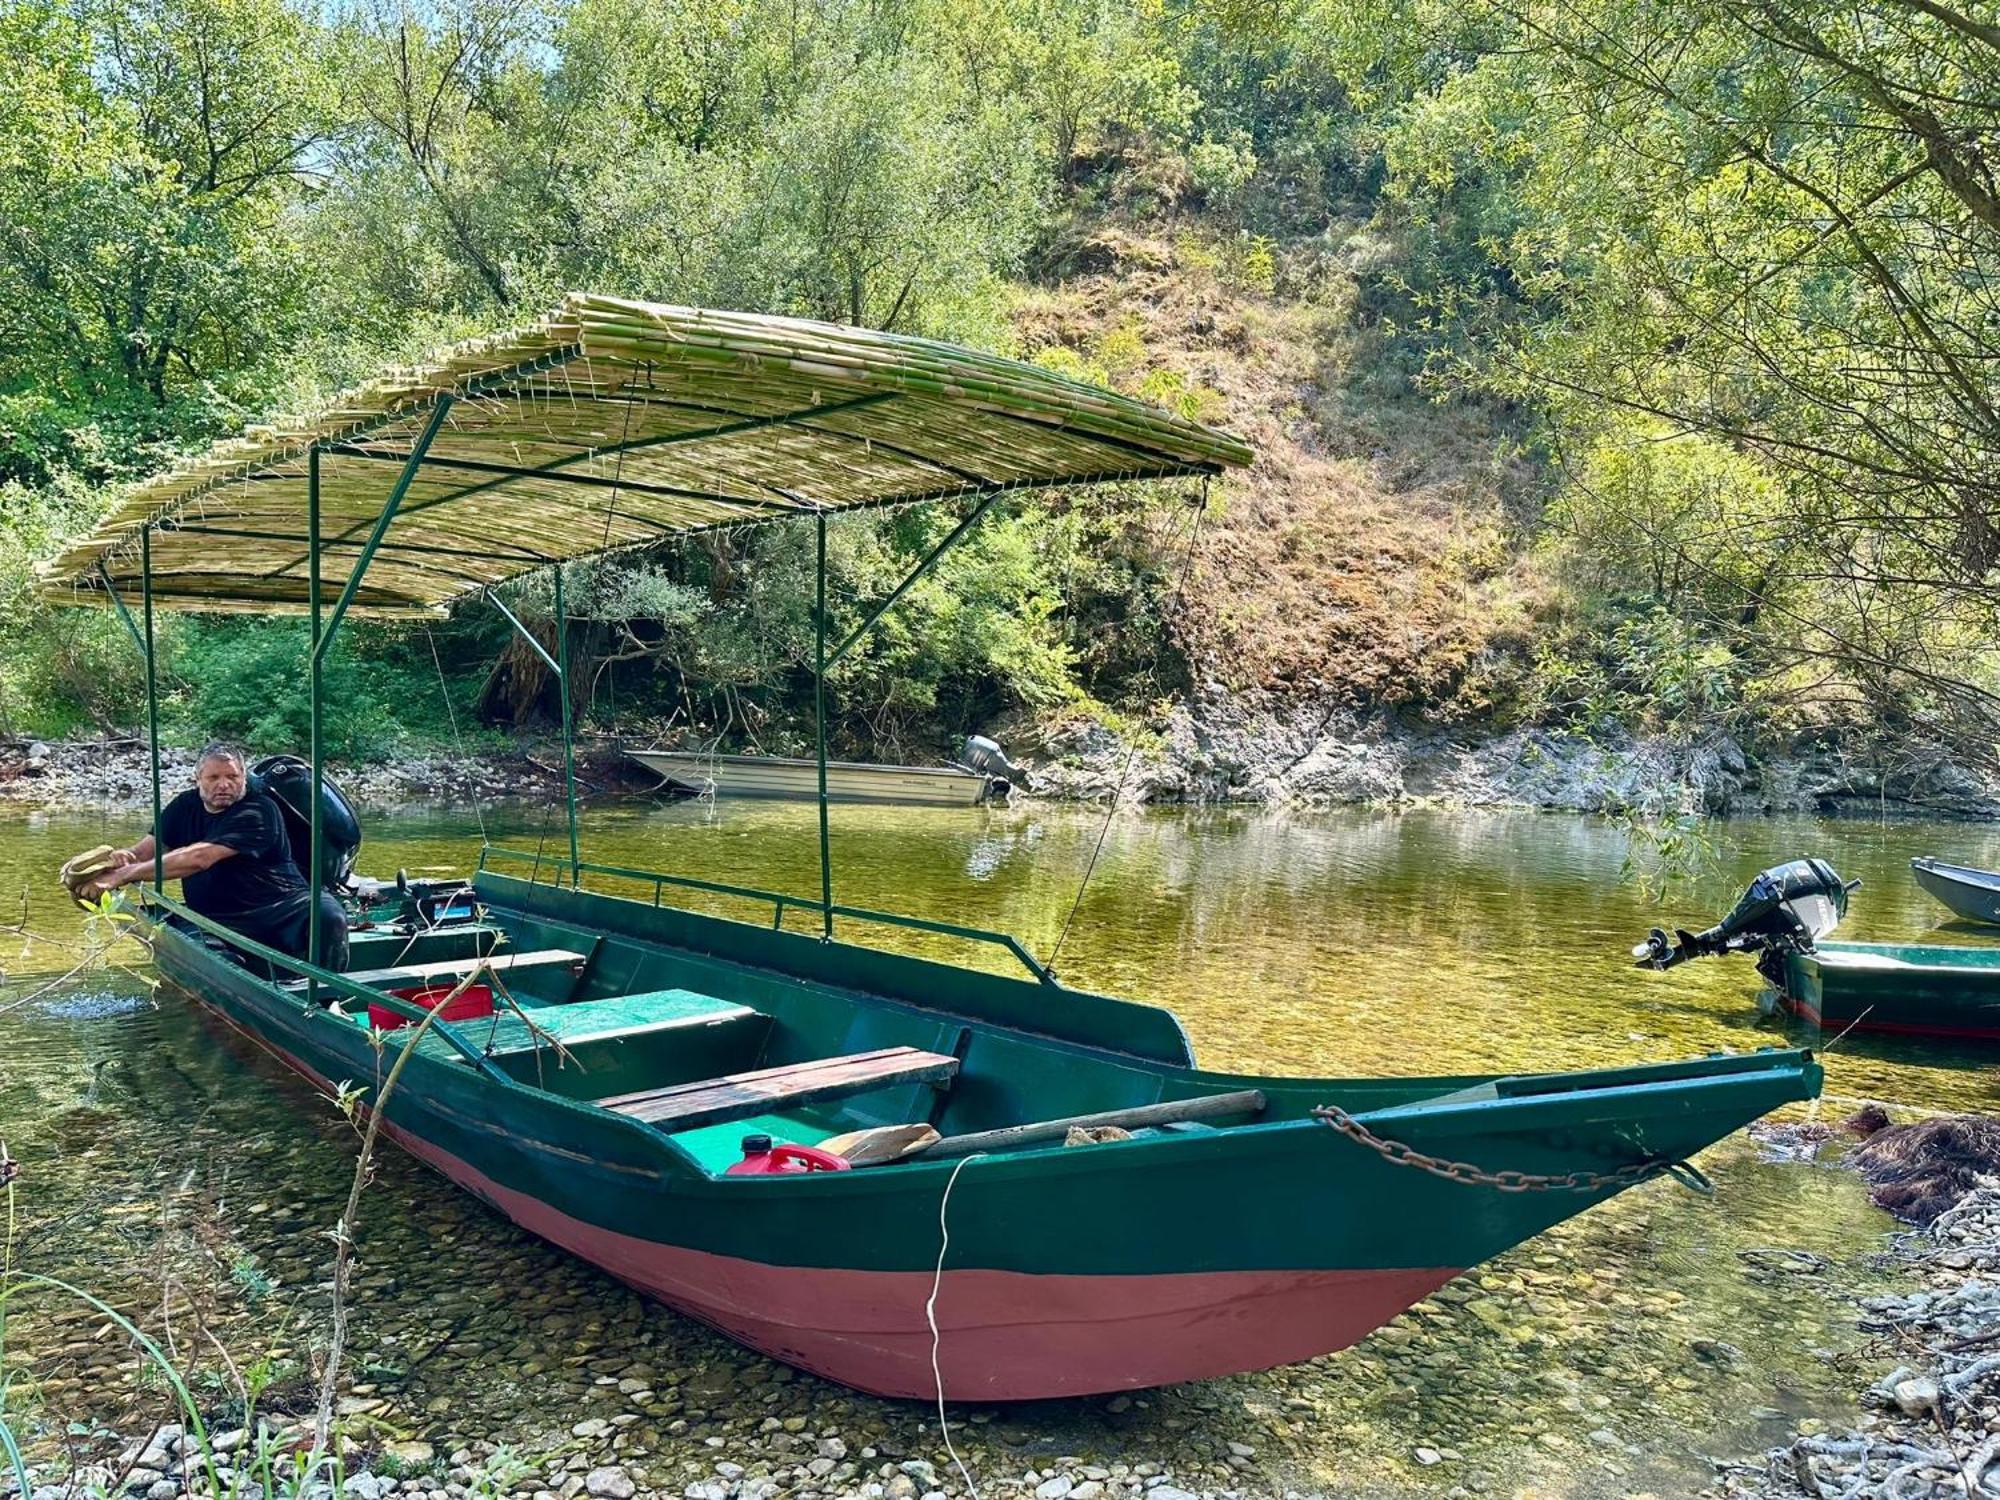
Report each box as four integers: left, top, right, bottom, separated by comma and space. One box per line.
1311, 1105, 1713, 1196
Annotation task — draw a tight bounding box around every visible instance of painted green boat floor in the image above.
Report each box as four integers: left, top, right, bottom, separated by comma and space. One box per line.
370, 987, 755, 1056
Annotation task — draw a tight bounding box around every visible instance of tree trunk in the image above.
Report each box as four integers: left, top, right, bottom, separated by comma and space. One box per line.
477, 621, 561, 725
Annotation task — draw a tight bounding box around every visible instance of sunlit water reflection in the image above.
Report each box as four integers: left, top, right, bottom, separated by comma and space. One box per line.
4, 799, 1996, 1497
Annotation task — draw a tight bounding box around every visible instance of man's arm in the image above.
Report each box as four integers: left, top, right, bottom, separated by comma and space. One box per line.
108, 834, 157, 867
100, 841, 237, 890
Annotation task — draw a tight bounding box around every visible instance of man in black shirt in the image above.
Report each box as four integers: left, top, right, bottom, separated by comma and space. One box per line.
91, 742, 348, 972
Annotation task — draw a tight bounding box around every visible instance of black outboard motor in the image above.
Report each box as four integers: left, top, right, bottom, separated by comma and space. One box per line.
1632, 858, 1858, 977
959, 734, 1026, 799
251, 754, 362, 892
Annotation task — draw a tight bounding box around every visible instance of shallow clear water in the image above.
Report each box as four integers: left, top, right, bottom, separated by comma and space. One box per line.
4, 798, 1996, 1497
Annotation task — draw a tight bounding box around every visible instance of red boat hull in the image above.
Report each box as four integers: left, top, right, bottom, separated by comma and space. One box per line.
401, 1122, 1461, 1399
190, 988, 1458, 1399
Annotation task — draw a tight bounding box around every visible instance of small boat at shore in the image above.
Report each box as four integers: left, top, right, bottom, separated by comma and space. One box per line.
1774, 941, 2000, 1040
629, 741, 1010, 807
1911, 856, 2000, 926
40, 295, 1822, 1400
1636, 858, 2000, 1041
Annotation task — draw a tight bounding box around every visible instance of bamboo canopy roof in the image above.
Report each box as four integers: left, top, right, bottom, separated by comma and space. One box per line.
39, 294, 1254, 618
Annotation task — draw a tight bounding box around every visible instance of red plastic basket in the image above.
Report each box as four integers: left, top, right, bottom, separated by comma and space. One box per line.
368, 981, 495, 1032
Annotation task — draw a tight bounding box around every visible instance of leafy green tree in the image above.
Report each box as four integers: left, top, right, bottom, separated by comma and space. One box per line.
0, 0, 333, 483
1347, 0, 2000, 752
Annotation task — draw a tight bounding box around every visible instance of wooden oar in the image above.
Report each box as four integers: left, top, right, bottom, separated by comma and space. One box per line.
914, 1089, 1268, 1162
817, 1122, 940, 1165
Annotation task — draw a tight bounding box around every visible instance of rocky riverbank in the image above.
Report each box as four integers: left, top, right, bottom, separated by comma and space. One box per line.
1019, 701, 2000, 819
8, 1415, 1291, 1500
1709, 1129, 2000, 1500
0, 739, 657, 811
10, 715, 2000, 819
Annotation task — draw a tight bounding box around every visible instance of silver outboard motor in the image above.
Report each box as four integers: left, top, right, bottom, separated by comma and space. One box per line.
959, 734, 1027, 799
1632, 857, 1858, 972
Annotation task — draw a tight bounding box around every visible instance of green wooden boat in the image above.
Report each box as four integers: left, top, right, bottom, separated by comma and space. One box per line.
1777, 942, 2000, 1041
39, 296, 1823, 1400
138, 862, 1819, 1400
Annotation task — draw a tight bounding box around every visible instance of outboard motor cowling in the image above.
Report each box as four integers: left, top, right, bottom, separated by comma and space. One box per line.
1632, 857, 1857, 971
251, 754, 362, 893
959, 734, 1027, 798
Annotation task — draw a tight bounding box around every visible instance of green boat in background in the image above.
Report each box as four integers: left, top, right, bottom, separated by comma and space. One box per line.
1776, 942, 2000, 1041
39, 296, 1823, 1400
1636, 858, 2000, 1042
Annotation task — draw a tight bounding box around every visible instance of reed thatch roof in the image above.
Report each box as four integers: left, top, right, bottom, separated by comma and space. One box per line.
38, 294, 1253, 618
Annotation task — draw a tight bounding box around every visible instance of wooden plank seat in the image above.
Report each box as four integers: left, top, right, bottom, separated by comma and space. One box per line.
345, 923, 508, 960
596, 1046, 959, 1131
299, 947, 589, 993
419, 988, 760, 1058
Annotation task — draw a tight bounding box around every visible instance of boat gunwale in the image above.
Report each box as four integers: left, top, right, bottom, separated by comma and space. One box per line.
631, 748, 991, 782
475, 840, 1058, 989
1810, 939, 2000, 972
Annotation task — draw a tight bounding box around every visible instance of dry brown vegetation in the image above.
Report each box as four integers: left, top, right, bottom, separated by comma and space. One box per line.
1014, 222, 1543, 720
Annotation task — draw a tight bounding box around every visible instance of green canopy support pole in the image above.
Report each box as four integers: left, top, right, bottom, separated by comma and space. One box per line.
815, 511, 832, 939
804, 493, 1004, 941
824, 488, 1000, 668
95, 552, 162, 889
307, 446, 323, 1006
308, 395, 449, 990
552, 564, 581, 888
140, 530, 162, 893
486, 592, 561, 673
97, 563, 147, 659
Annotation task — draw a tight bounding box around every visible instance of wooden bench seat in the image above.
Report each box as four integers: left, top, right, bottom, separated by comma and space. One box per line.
320, 947, 589, 992
419, 988, 761, 1058
344, 924, 508, 963
597, 1046, 959, 1131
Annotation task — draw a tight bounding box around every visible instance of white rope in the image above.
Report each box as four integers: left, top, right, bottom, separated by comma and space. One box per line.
1047, 477, 1208, 975
929, 1152, 985, 1500
426, 626, 489, 847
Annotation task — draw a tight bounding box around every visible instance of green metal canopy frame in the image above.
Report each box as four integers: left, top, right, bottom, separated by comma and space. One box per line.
42, 294, 1253, 969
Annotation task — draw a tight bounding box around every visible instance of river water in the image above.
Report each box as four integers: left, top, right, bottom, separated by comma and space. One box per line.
4, 800, 1998, 1499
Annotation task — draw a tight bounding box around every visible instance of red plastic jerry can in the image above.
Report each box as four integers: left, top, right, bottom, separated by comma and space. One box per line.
725, 1133, 852, 1175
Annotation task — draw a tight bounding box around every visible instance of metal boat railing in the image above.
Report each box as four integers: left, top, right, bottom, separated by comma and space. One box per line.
476, 842, 1059, 987
132, 885, 511, 1082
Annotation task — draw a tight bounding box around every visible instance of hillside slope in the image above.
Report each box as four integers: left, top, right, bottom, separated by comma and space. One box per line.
1005, 224, 2000, 817
1017, 223, 1537, 719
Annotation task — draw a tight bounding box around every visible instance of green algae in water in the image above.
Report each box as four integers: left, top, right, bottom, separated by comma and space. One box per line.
0, 803, 1984, 1497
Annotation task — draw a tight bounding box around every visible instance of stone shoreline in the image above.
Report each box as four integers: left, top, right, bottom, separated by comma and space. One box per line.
1708, 1177, 2000, 1499
9, 716, 2000, 818
0, 738, 655, 812
1016, 701, 2000, 819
